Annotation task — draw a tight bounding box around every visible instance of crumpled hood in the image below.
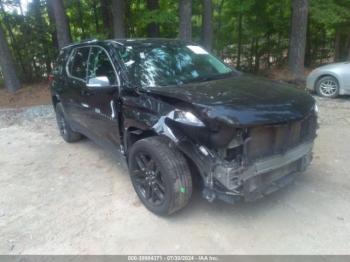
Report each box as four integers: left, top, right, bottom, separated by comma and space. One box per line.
147, 74, 316, 127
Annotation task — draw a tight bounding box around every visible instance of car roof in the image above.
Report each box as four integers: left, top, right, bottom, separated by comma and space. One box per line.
111, 38, 187, 45
62, 38, 192, 50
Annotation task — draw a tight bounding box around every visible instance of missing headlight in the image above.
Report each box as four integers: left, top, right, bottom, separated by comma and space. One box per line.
171, 110, 205, 127
217, 129, 245, 161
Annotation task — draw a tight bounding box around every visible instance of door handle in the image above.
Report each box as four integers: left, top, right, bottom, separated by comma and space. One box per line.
81, 89, 92, 96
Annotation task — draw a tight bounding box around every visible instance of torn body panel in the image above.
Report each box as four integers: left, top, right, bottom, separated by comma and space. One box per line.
151, 106, 317, 204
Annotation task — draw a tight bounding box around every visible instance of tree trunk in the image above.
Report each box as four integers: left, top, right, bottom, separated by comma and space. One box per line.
111, 0, 125, 38
249, 38, 254, 71
321, 28, 327, 64
288, 0, 309, 80
334, 30, 341, 62
304, 14, 312, 67
202, 0, 213, 50
125, 0, 132, 37
276, 32, 282, 66
76, 0, 86, 38
266, 33, 271, 69
0, 0, 26, 76
215, 0, 225, 50
46, 0, 59, 50
101, 0, 113, 38
346, 33, 350, 60
91, 0, 100, 34
0, 24, 21, 92
51, 0, 71, 49
33, 0, 52, 76
254, 37, 260, 72
179, 0, 192, 41
146, 0, 160, 37
236, 12, 243, 68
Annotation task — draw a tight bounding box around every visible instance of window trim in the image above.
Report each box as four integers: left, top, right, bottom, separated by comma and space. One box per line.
66, 46, 91, 83
65, 45, 120, 87
87, 45, 121, 87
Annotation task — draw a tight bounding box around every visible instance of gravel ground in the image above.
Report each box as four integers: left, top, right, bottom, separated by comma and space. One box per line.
1, 96, 350, 254
0, 105, 54, 129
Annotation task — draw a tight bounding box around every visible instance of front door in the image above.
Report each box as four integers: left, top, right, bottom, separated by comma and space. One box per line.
82, 46, 121, 147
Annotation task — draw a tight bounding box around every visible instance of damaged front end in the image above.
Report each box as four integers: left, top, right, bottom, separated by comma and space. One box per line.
153, 108, 318, 204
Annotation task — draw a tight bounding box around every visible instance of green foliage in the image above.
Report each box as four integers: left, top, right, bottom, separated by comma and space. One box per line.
0, 0, 55, 81
310, 0, 350, 26
128, 0, 178, 38
1, 0, 350, 83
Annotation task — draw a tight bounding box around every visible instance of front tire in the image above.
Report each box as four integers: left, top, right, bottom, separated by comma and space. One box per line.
316, 76, 339, 98
128, 136, 192, 216
55, 103, 82, 143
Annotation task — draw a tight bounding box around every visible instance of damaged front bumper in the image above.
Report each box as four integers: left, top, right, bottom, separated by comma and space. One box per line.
153, 110, 315, 204
206, 141, 313, 203
183, 140, 313, 204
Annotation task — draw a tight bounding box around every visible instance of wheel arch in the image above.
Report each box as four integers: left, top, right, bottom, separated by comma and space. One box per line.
123, 125, 204, 185
123, 126, 158, 154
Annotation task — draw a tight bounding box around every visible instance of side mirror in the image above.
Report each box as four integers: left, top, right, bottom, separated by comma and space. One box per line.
87, 76, 110, 88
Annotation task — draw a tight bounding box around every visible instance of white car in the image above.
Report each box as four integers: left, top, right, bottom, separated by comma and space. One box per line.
307, 62, 350, 98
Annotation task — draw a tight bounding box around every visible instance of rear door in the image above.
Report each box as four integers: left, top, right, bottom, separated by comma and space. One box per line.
82, 46, 121, 147
64, 46, 91, 129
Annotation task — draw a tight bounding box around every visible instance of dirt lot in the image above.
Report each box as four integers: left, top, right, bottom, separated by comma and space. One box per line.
0, 83, 51, 108
1, 96, 350, 255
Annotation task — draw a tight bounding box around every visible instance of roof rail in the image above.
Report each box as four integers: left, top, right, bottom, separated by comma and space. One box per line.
62, 38, 99, 49
79, 38, 98, 44
107, 40, 124, 46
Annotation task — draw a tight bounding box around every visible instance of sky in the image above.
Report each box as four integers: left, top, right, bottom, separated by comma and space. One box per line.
20, 0, 30, 13
4, 0, 31, 13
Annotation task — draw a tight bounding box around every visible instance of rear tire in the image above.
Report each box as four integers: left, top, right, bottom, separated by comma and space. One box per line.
128, 136, 192, 216
55, 103, 82, 143
316, 76, 339, 98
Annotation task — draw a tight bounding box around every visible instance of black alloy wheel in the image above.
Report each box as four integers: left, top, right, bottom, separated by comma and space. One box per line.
128, 136, 192, 216
55, 103, 82, 143
133, 152, 166, 206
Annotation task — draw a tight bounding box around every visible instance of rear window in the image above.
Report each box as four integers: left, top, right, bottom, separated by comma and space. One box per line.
53, 49, 70, 76
67, 47, 90, 80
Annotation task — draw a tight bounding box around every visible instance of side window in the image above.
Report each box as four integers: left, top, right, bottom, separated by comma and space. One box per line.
68, 47, 90, 80
88, 47, 117, 85
53, 49, 69, 76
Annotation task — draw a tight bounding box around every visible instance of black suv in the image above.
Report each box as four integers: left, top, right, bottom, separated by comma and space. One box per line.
51, 39, 317, 215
